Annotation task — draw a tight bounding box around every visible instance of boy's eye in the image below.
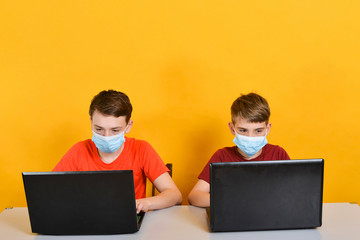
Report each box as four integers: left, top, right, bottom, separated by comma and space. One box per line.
112, 130, 120, 133
96, 128, 102, 131
239, 129, 247, 133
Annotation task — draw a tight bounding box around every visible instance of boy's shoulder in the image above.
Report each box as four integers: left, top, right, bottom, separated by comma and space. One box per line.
214, 146, 237, 155
124, 137, 150, 147
67, 139, 94, 152
211, 146, 240, 161
263, 143, 287, 153
123, 137, 158, 154
261, 144, 290, 160
264, 143, 285, 150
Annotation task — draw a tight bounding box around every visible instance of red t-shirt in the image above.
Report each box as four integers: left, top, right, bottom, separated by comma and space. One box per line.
198, 144, 290, 183
53, 137, 169, 199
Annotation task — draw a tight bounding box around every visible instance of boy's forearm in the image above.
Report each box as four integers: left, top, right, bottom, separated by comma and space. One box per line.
188, 190, 210, 207
149, 188, 183, 210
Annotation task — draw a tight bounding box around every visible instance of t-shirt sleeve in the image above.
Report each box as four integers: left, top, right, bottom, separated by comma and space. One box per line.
52, 143, 81, 171
198, 150, 223, 184
140, 141, 169, 183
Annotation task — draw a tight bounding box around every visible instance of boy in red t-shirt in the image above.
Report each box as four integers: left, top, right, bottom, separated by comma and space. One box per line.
188, 93, 290, 207
53, 90, 182, 213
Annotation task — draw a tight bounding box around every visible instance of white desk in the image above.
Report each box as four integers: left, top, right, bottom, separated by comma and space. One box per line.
0, 203, 359, 240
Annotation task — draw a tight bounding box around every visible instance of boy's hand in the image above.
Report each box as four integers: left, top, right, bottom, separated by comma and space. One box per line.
136, 198, 151, 214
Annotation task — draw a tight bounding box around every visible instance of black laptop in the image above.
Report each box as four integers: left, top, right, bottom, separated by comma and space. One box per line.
22, 170, 144, 235
208, 159, 324, 232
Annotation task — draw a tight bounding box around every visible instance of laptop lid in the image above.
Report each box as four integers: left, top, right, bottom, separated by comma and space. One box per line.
22, 170, 143, 235
209, 159, 324, 232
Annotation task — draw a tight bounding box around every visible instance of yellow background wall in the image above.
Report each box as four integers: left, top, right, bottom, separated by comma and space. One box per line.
1, 1, 359, 210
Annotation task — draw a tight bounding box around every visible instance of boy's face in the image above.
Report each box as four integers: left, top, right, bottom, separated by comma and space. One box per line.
91, 110, 133, 136
229, 117, 271, 137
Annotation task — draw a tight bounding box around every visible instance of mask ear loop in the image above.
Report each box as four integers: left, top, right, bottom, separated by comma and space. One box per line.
123, 124, 129, 135
232, 123, 244, 137
263, 122, 271, 137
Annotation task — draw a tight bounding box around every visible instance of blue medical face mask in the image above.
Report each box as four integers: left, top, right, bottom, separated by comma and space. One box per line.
92, 130, 126, 153
233, 130, 268, 158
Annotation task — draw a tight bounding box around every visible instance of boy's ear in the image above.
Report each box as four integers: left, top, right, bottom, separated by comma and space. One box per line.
266, 122, 272, 134
125, 120, 133, 134
228, 122, 236, 135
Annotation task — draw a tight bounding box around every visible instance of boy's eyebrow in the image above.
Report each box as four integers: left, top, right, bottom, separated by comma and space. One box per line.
94, 124, 122, 130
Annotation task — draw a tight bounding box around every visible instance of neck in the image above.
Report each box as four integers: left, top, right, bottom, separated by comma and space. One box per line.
98, 143, 125, 164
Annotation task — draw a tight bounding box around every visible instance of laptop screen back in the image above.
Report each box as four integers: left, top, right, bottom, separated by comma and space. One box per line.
209, 159, 324, 232
22, 170, 140, 235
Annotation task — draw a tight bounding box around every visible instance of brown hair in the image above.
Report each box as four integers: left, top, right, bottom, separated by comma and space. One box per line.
89, 90, 133, 123
231, 93, 270, 123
